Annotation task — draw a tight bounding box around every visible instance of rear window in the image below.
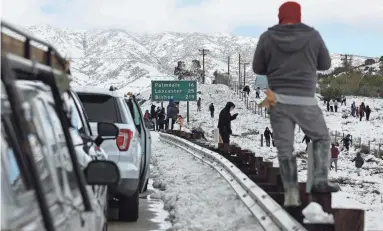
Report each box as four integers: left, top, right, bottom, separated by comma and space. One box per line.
77, 93, 121, 123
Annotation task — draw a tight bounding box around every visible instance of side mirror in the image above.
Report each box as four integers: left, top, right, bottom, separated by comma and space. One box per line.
84, 160, 120, 185
94, 122, 119, 146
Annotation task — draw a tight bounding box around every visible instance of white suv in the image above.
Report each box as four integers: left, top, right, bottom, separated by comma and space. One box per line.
73, 87, 151, 222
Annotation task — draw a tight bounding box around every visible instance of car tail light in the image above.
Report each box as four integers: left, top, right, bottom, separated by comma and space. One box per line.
116, 129, 133, 151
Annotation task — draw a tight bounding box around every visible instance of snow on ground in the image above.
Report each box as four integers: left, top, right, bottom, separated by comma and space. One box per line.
149, 132, 260, 231
141, 84, 383, 230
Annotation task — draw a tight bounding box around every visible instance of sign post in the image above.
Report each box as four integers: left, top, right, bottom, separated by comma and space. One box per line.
152, 80, 197, 123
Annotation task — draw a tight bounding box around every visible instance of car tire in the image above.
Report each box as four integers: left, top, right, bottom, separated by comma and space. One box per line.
118, 189, 139, 222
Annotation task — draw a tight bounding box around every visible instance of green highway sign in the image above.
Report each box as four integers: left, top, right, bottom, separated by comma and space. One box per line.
151, 80, 197, 101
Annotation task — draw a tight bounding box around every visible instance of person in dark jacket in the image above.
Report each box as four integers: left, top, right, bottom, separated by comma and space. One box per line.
158, 108, 166, 131
365, 105, 371, 121
359, 102, 365, 121
252, 1, 338, 207
351, 153, 364, 176
209, 103, 215, 118
341, 134, 352, 151
243, 85, 250, 96
351, 102, 356, 117
218, 102, 238, 153
167, 99, 179, 130
302, 135, 311, 151
264, 127, 273, 147
150, 104, 157, 127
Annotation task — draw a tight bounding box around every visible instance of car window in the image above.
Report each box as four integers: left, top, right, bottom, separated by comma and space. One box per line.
70, 91, 92, 136
64, 93, 85, 136
45, 104, 81, 193
77, 93, 121, 123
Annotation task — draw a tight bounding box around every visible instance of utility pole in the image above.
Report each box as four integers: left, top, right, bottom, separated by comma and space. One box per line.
238, 54, 241, 88
199, 49, 209, 84
227, 56, 230, 85
341, 54, 353, 70
243, 62, 249, 87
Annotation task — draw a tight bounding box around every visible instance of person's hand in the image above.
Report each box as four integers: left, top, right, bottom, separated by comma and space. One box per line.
233, 113, 239, 117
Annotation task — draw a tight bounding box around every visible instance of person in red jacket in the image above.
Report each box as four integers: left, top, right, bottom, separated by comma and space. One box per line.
330, 143, 339, 172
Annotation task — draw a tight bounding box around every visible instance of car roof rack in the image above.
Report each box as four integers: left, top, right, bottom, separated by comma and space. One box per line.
1, 21, 92, 213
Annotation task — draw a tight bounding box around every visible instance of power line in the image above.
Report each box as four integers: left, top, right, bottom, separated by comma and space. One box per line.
199, 49, 209, 84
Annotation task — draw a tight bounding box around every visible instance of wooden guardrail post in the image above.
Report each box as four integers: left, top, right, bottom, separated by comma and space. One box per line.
334, 208, 364, 231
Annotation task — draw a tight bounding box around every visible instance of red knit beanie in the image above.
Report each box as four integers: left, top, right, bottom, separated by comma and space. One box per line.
278, 1, 301, 24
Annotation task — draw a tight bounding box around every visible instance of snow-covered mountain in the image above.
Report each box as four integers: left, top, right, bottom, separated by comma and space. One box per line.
15, 24, 377, 92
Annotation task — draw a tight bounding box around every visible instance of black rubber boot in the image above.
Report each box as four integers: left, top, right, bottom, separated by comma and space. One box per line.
311, 140, 340, 193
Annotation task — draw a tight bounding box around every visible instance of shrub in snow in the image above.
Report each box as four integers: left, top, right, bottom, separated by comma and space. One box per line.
342, 113, 348, 119
359, 145, 370, 154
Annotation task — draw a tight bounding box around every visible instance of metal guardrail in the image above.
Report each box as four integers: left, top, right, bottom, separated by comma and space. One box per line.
159, 132, 307, 231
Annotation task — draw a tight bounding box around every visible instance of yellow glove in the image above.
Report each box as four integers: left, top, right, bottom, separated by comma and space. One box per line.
258, 88, 277, 108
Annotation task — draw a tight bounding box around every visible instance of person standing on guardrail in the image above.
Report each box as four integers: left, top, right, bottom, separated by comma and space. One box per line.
209, 103, 215, 118
252, 1, 340, 208
218, 102, 238, 154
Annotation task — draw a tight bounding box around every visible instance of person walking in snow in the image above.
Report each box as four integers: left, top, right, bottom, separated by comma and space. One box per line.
252, 1, 339, 208
256, 87, 261, 99
209, 103, 215, 118
351, 102, 356, 117
351, 153, 364, 176
341, 134, 352, 151
155, 106, 161, 130
197, 97, 202, 112
264, 127, 273, 147
243, 85, 250, 96
218, 102, 238, 154
327, 100, 330, 111
341, 96, 346, 106
365, 105, 371, 121
334, 99, 338, 112
329, 99, 334, 112
302, 135, 311, 152
359, 103, 365, 121
330, 143, 339, 172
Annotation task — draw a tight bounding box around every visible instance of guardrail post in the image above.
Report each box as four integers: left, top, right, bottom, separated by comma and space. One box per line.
261, 134, 264, 147
334, 208, 364, 231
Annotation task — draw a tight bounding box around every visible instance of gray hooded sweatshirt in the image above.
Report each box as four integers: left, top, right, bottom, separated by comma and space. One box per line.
252, 23, 331, 98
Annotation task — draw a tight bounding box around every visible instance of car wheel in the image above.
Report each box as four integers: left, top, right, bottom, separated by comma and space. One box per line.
118, 189, 139, 222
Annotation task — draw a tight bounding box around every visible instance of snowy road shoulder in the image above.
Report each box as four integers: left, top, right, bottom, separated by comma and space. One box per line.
149, 132, 260, 230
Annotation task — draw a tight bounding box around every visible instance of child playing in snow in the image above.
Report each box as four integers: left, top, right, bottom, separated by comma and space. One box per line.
351, 153, 364, 176
176, 115, 184, 131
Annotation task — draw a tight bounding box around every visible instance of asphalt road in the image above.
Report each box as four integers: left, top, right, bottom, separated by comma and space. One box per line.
109, 188, 170, 231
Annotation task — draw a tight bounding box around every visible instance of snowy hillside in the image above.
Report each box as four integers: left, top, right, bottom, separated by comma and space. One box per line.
4, 24, 376, 93
141, 84, 383, 230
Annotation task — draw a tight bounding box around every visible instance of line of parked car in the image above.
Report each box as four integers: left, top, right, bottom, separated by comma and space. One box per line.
1, 21, 152, 231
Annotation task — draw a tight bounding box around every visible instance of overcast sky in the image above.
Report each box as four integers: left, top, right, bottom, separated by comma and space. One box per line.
1, 0, 383, 56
